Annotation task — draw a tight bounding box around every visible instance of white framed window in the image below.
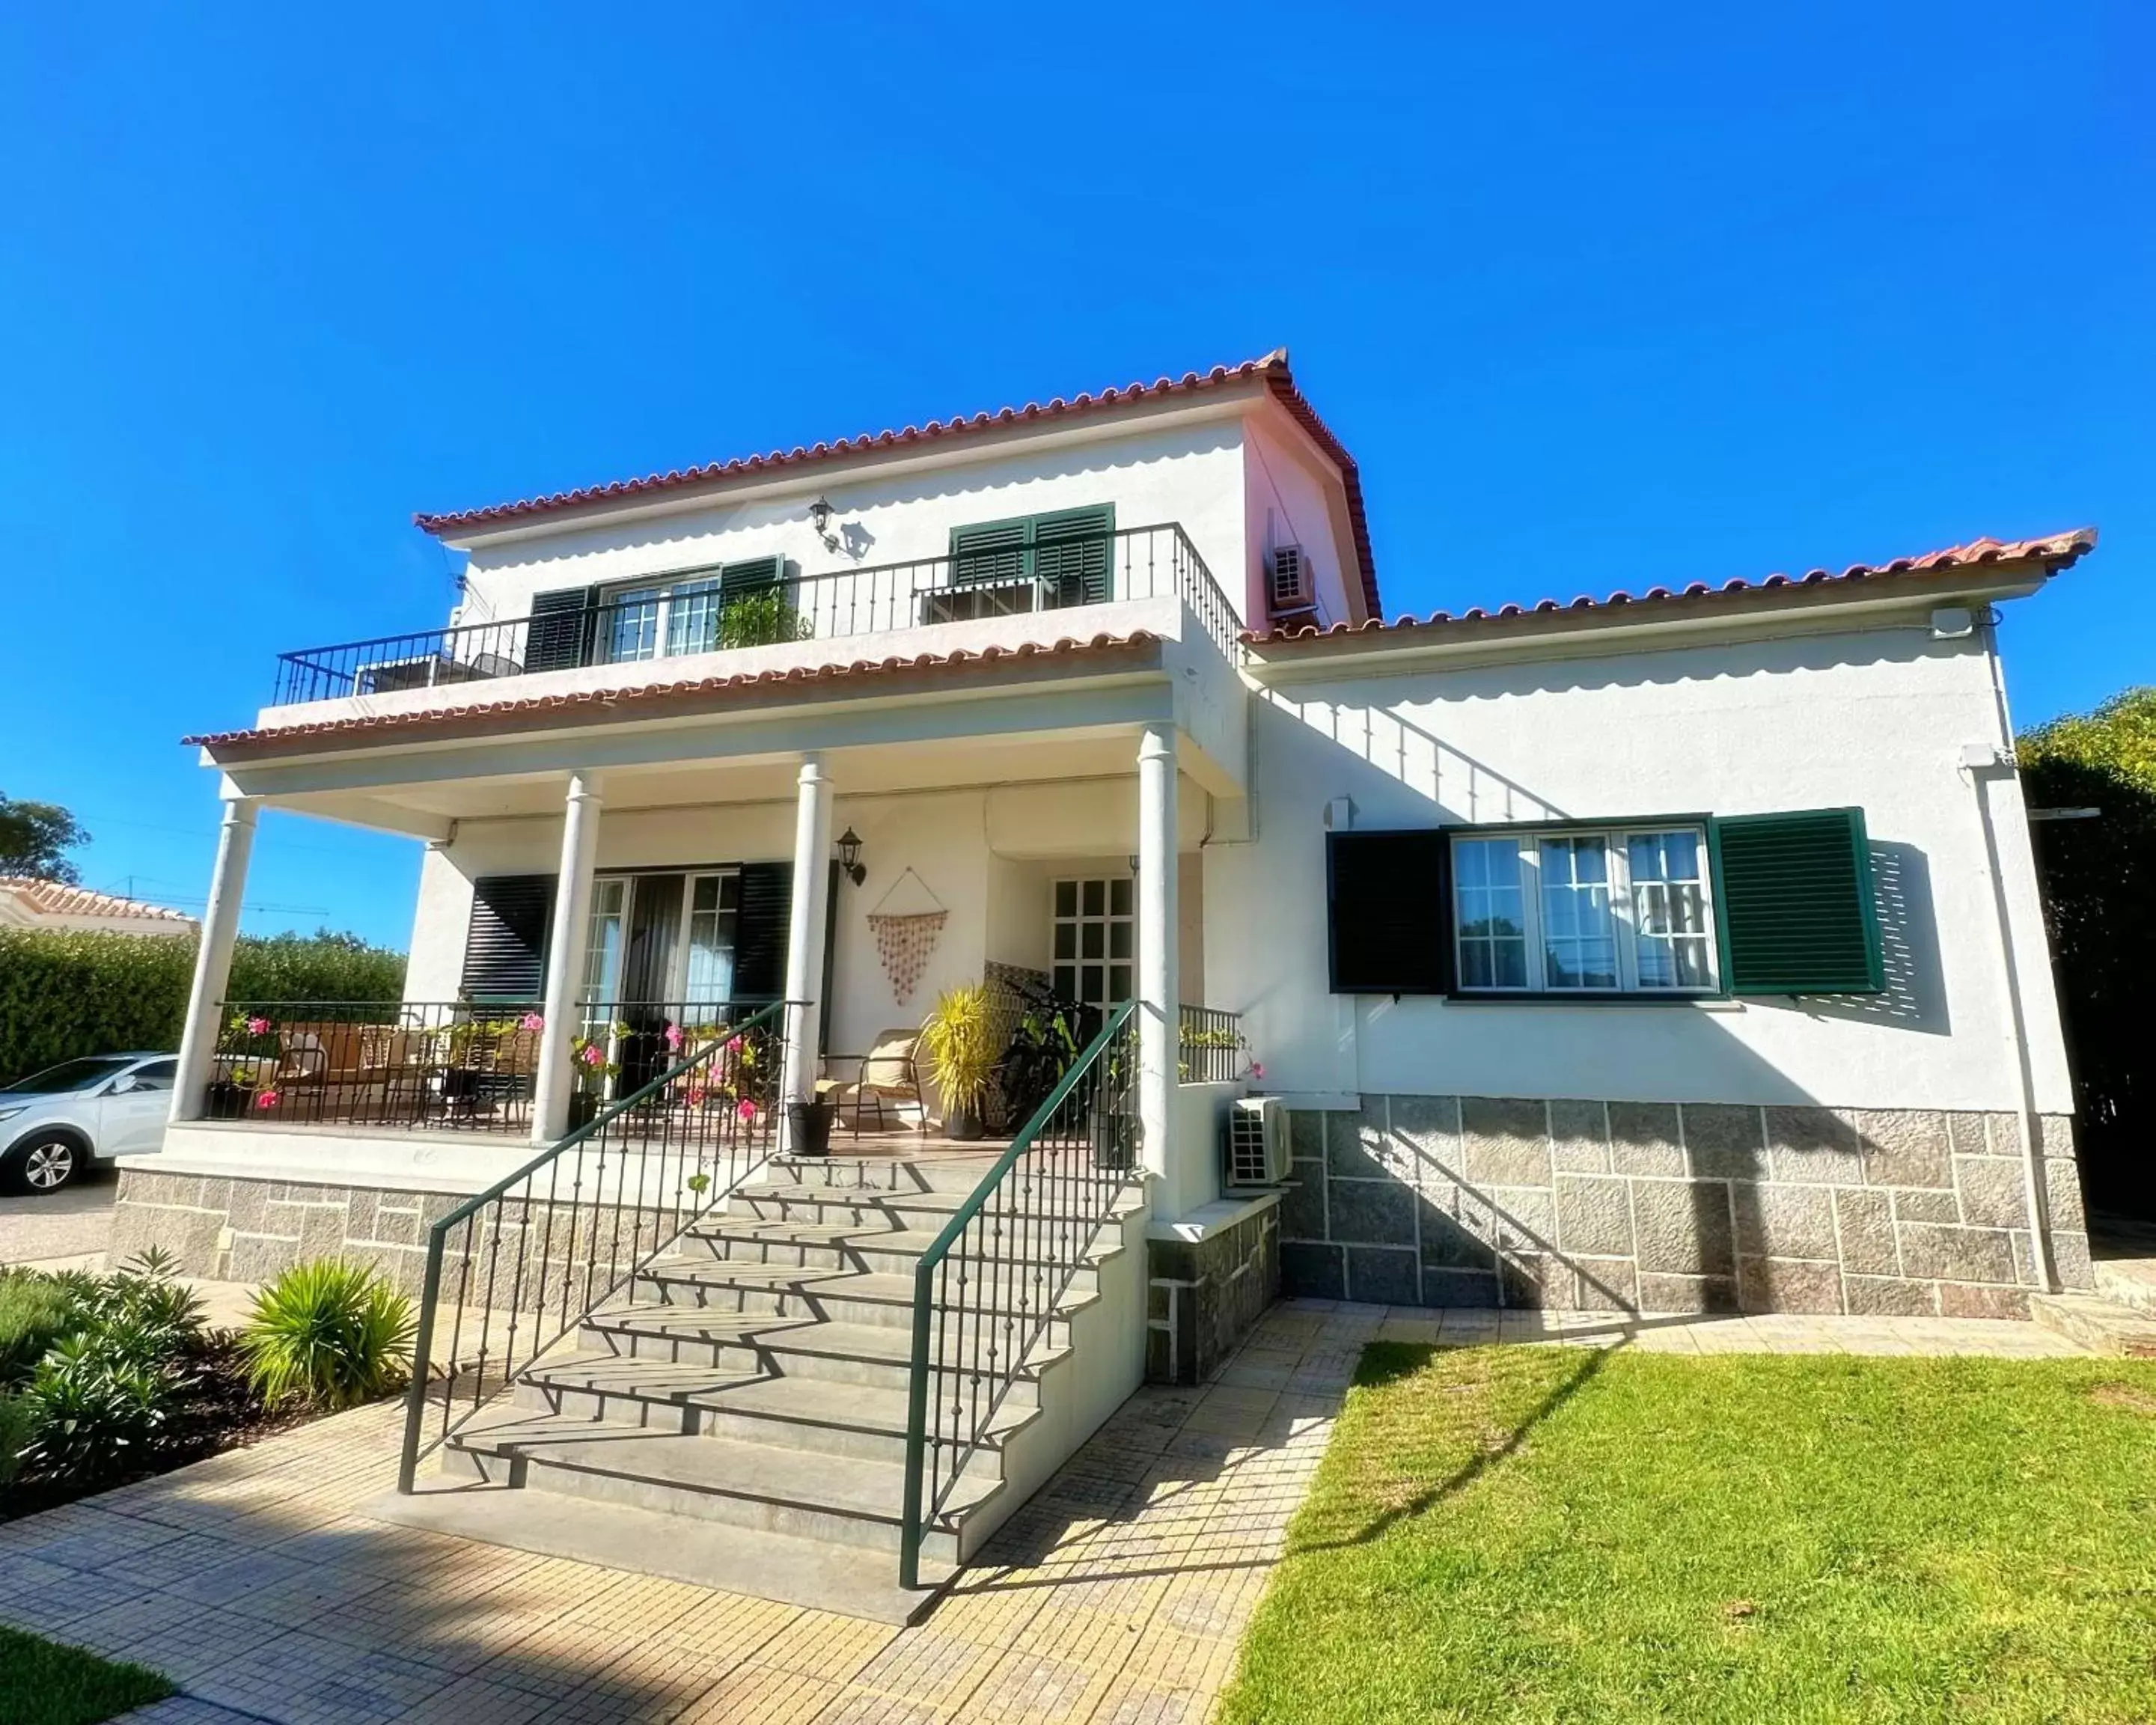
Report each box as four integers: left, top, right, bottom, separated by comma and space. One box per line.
601, 575, 724, 664
1052, 876, 1135, 1010
679, 870, 741, 1007
1448, 825, 1718, 995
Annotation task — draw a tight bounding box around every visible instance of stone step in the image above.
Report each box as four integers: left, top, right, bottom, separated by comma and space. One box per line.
576, 1307, 1071, 1396
514, 1350, 1042, 1465
680, 1215, 1122, 1283
2092, 1257, 2156, 1317
2030, 1291, 2156, 1358
630, 1258, 1098, 1332
768, 1155, 1004, 1197
445, 1412, 1000, 1561
366, 1483, 952, 1625
725, 1180, 1121, 1235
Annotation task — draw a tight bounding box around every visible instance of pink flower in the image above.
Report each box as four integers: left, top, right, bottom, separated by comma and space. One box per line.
685, 1087, 707, 1108
256, 1090, 278, 1109
519, 1013, 544, 1032
580, 1043, 604, 1067
736, 1099, 759, 1122
1250, 1060, 1265, 1081
724, 1035, 743, 1054
246, 1016, 271, 1036
664, 1025, 684, 1052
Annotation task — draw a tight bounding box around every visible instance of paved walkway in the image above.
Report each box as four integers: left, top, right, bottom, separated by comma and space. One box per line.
0, 1177, 117, 1268
0, 1301, 2086, 1724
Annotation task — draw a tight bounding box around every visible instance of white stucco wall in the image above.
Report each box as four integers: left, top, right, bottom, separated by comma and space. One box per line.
456, 418, 1252, 643
1243, 419, 1355, 629
1206, 623, 2072, 1115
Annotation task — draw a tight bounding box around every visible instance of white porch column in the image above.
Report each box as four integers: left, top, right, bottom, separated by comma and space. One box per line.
781, 754, 834, 1108
531, 769, 605, 1145
1137, 725, 1180, 1188
169, 792, 260, 1124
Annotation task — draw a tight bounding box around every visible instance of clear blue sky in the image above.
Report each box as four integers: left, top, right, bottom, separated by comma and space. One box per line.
3, 4, 2148, 950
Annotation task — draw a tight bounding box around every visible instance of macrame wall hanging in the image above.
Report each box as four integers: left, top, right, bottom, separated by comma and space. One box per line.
866, 867, 947, 1005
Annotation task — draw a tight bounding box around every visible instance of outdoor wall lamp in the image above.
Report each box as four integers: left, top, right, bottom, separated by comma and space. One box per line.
809, 495, 835, 534
837, 827, 867, 886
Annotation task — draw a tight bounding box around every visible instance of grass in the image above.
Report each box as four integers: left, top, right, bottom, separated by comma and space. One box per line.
1219, 1344, 2156, 1725
0, 1625, 174, 1725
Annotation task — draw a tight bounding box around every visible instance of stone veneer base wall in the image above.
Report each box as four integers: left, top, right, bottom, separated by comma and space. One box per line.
1145, 1200, 1280, 1384
1280, 1097, 2095, 1317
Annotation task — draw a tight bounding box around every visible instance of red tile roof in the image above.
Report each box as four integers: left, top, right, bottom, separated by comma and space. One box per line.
412, 349, 1383, 619
185, 631, 1164, 753
1247, 528, 2097, 647
0, 876, 195, 925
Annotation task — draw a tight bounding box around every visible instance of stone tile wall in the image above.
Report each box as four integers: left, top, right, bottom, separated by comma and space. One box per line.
1146, 1200, 1280, 1384
110, 1168, 669, 1308
1280, 1097, 2094, 1316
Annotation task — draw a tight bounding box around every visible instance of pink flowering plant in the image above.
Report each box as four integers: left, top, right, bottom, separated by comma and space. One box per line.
567, 1023, 629, 1096
222, 1010, 280, 1062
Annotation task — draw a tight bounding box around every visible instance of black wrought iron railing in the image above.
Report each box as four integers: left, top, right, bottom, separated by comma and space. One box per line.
396, 1001, 794, 1490
272, 523, 1242, 706
898, 1001, 1139, 1589
205, 998, 776, 1136
1177, 1004, 1249, 1084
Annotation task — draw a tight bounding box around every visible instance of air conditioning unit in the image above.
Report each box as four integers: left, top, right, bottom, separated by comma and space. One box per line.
1226, 1096, 1290, 1187
1268, 545, 1313, 611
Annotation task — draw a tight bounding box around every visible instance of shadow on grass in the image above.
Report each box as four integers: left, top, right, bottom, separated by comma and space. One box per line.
1293, 1340, 1610, 1554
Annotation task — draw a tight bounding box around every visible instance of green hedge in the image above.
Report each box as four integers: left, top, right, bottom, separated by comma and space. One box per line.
0, 930, 405, 1084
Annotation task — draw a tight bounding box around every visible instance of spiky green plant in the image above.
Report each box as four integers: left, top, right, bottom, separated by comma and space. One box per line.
0, 1390, 43, 1483
0, 1271, 74, 1388
238, 1260, 416, 1411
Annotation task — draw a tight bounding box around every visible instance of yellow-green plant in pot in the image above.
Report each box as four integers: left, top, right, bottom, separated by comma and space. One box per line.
919, 983, 995, 1141
239, 1260, 416, 1411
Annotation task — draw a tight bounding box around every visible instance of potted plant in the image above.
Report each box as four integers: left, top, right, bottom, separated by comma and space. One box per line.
209, 1012, 280, 1117
920, 983, 995, 1142
787, 1078, 843, 1158
567, 1025, 625, 1129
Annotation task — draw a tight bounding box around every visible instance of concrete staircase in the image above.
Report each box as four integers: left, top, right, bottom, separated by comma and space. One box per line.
400, 1152, 1146, 1620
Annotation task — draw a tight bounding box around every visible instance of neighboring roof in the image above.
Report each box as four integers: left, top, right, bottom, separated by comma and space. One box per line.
0, 877, 196, 928
185, 631, 1164, 754
1247, 528, 2097, 648
413, 349, 1384, 619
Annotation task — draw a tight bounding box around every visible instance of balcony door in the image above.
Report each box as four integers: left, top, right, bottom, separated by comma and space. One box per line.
1052, 875, 1135, 1012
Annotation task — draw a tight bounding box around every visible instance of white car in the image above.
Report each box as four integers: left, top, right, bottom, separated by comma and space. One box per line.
0, 1053, 178, 1194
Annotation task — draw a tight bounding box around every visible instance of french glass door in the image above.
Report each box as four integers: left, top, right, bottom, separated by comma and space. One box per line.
1052, 876, 1135, 1012
579, 870, 741, 1015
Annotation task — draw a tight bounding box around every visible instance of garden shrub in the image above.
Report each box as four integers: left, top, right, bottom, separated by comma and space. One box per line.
239, 1259, 416, 1411
0, 1392, 40, 1485
0, 928, 405, 1084
0, 1271, 76, 1387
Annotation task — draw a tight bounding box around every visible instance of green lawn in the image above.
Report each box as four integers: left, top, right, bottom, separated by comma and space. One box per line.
0, 1625, 174, 1725
1220, 1345, 2156, 1725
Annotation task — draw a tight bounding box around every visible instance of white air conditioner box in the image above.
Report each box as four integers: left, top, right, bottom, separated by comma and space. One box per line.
1226, 1096, 1291, 1187
1268, 545, 1313, 611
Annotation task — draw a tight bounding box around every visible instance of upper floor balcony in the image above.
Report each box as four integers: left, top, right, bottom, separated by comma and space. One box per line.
269, 520, 1242, 711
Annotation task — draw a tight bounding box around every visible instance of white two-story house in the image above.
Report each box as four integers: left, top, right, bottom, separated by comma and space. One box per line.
119, 349, 2098, 1611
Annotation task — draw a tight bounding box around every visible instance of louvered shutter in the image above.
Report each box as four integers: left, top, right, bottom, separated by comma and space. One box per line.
525, 587, 597, 673
460, 875, 555, 1002
1327, 831, 1448, 993
713, 555, 797, 649
733, 862, 793, 1003
950, 519, 1031, 589
1032, 505, 1116, 607
1711, 808, 1884, 994
719, 555, 786, 599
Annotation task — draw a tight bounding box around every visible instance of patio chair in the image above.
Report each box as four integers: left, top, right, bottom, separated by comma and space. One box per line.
827, 1028, 926, 1139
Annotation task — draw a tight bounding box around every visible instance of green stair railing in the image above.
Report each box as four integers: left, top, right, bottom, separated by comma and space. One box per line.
397, 999, 793, 1491
898, 1001, 1139, 1588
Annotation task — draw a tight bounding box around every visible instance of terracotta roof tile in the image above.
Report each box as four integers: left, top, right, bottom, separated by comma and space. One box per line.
0, 877, 195, 924
413, 349, 1382, 620
185, 630, 1163, 753
1246, 528, 2096, 647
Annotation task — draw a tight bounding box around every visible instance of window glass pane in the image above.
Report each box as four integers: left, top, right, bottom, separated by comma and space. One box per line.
1539, 837, 1617, 989
1108, 921, 1132, 959
1627, 829, 1714, 990
1081, 964, 1103, 1002
1452, 837, 1529, 989
666, 578, 721, 657
1108, 964, 1132, 1001
1054, 965, 1078, 998
1081, 922, 1104, 959
581, 878, 628, 1002
1053, 923, 1076, 960
683, 872, 738, 1007
1082, 879, 1105, 917
1109, 877, 1132, 917
606, 589, 662, 662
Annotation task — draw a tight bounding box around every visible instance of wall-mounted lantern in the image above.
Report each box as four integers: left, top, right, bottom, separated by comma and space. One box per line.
837, 827, 867, 886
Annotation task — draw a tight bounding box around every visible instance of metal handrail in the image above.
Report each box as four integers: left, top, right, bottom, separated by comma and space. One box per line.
272, 522, 1245, 705
897, 1001, 1138, 1589
1177, 1004, 1248, 1084
395, 1000, 795, 1491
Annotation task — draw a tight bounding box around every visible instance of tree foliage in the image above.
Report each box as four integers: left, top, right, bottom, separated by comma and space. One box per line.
0, 929, 406, 1084
2019, 686, 2156, 1213
0, 794, 90, 885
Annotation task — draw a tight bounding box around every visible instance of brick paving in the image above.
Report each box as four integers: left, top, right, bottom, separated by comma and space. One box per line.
0, 1299, 2083, 1724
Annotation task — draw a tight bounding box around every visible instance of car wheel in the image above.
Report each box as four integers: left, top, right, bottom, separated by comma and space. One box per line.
3, 1133, 83, 1195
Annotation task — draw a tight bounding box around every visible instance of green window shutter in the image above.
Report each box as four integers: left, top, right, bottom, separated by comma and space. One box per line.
950, 518, 1032, 588
525, 586, 599, 673
715, 555, 795, 647
460, 874, 555, 1001
718, 555, 785, 598
1327, 830, 1448, 993
1032, 504, 1116, 606
1711, 807, 1884, 994
949, 505, 1117, 600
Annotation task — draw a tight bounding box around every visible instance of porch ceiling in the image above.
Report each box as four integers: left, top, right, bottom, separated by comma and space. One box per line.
254, 726, 1215, 837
